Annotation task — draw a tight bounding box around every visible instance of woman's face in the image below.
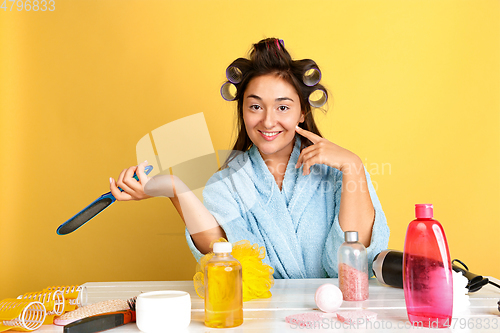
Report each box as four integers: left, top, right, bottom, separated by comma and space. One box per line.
243, 74, 304, 161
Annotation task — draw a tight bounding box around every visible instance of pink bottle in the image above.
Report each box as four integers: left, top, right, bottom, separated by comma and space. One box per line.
403, 204, 453, 328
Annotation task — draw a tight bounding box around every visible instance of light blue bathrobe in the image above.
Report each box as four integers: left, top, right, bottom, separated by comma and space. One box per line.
185, 137, 390, 279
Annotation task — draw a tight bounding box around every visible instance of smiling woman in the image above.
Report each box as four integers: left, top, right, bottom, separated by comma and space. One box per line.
192, 39, 390, 278
111, 38, 390, 279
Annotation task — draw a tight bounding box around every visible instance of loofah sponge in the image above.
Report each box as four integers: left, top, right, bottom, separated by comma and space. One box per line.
193, 238, 274, 302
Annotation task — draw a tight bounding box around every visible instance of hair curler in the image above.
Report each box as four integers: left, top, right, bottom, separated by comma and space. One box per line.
302, 67, 322, 87
0, 299, 46, 332
17, 290, 65, 325
226, 65, 243, 84
43, 285, 86, 311
308, 89, 327, 108
372, 249, 492, 293
220, 81, 237, 101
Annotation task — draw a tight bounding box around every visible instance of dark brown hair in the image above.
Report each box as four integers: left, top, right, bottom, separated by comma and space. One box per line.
221, 38, 328, 169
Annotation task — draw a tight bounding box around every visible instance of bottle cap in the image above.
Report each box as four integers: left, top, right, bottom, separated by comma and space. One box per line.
415, 204, 433, 218
213, 242, 232, 253
344, 231, 358, 242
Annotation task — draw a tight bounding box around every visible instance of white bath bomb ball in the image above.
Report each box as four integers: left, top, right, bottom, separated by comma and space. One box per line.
315, 283, 343, 313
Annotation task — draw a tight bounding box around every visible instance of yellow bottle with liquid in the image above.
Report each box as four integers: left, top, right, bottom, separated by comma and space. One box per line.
204, 242, 243, 328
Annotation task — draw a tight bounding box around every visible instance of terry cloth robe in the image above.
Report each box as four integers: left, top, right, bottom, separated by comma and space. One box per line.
185, 137, 390, 279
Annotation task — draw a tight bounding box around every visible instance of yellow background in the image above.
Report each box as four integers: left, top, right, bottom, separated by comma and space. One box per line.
0, 0, 498, 300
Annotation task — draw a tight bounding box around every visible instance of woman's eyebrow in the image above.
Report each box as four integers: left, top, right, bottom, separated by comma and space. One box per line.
246, 95, 294, 102
276, 97, 294, 102
247, 94, 262, 100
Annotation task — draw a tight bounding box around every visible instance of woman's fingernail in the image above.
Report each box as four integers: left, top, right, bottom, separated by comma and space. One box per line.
109, 177, 113, 184
144, 160, 148, 164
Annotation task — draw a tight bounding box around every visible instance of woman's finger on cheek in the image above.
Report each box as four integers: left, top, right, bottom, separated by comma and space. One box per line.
295, 125, 309, 136
296, 125, 321, 144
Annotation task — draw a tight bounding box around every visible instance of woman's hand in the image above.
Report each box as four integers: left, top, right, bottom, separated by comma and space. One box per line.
296, 126, 375, 247
295, 126, 361, 175
110, 160, 152, 201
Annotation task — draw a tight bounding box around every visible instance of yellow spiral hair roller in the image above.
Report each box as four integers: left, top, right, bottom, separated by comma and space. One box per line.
43, 285, 85, 312
0, 299, 46, 332
193, 239, 274, 302
17, 290, 65, 325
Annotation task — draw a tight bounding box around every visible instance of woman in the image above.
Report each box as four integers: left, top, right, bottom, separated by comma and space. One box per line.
110, 38, 390, 278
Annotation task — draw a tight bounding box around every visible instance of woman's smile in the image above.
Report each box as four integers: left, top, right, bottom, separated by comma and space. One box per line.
259, 130, 283, 140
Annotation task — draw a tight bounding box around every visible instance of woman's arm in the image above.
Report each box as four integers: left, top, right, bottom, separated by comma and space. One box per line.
147, 175, 226, 254
337, 158, 374, 247
169, 195, 226, 254
110, 161, 225, 254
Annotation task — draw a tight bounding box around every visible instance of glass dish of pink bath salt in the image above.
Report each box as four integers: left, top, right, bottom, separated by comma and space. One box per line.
338, 231, 369, 301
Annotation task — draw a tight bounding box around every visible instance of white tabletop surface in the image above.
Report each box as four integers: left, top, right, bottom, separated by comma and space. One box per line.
37, 278, 500, 332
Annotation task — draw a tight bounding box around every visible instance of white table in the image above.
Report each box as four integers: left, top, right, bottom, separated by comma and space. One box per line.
38, 278, 500, 332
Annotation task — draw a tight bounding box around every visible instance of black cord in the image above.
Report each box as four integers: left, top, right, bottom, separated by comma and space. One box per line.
452, 259, 469, 271
489, 280, 500, 289
452, 258, 500, 293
